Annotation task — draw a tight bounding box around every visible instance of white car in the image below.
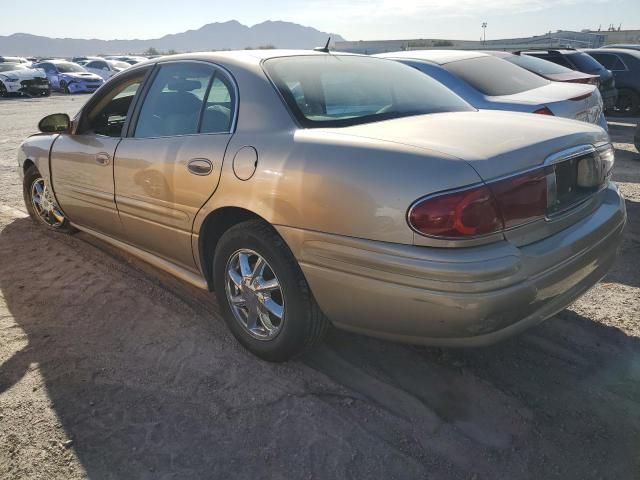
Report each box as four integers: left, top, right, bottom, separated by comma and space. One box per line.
83, 59, 130, 80
0, 63, 50, 97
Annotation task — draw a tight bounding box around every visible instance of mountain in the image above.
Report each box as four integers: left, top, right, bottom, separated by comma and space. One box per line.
0, 20, 345, 57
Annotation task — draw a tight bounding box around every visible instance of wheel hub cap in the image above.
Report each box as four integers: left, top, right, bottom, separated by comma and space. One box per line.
31, 177, 65, 227
225, 249, 285, 340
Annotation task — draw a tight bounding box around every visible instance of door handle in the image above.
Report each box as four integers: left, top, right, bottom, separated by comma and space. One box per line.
95, 152, 111, 166
187, 158, 213, 176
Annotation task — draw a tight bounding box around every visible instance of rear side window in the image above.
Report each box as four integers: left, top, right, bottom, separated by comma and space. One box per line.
445, 56, 549, 96
589, 53, 627, 71
135, 63, 215, 138
200, 75, 235, 133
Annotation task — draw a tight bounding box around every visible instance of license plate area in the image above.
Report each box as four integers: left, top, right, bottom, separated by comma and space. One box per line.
546, 153, 602, 217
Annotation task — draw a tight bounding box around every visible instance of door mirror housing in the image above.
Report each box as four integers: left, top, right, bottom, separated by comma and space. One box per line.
38, 113, 71, 133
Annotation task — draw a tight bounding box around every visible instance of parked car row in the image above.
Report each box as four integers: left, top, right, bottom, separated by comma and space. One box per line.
19, 49, 626, 360
0, 54, 153, 97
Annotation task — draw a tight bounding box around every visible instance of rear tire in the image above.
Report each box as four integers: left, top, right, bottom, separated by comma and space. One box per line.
213, 220, 329, 362
23, 165, 75, 233
610, 88, 639, 117
0, 81, 7, 98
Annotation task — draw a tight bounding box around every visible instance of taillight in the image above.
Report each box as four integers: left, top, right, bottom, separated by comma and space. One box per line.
488, 170, 548, 228
408, 170, 550, 238
533, 106, 554, 115
408, 185, 502, 238
569, 77, 600, 86
569, 93, 592, 102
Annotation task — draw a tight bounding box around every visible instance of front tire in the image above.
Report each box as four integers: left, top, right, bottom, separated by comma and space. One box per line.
0, 81, 7, 98
213, 220, 329, 362
59, 80, 70, 94
23, 165, 74, 233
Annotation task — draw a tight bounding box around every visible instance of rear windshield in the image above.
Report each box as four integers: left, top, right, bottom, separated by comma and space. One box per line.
445, 56, 549, 96
506, 54, 573, 75
567, 52, 604, 72
263, 55, 473, 127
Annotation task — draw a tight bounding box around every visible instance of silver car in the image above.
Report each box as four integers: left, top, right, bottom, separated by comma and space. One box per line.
18, 51, 625, 361
377, 50, 608, 130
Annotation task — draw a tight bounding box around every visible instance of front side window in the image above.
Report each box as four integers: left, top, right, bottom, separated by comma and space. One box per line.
445, 56, 550, 96
134, 63, 215, 138
84, 71, 147, 137
264, 55, 473, 127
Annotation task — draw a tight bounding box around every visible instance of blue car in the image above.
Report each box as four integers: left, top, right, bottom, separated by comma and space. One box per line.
33, 60, 104, 93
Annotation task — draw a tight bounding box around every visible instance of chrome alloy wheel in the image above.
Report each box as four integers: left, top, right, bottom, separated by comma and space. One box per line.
225, 249, 285, 340
30, 177, 65, 227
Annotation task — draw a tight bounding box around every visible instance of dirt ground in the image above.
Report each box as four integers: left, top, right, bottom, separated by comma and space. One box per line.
0, 95, 639, 480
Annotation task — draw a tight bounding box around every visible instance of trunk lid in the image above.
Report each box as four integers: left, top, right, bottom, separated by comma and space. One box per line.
321, 110, 609, 182
495, 82, 602, 125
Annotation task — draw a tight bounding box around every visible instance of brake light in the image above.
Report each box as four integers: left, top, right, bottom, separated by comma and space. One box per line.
533, 106, 554, 115
408, 170, 549, 238
488, 170, 548, 228
568, 77, 600, 86
569, 93, 592, 101
408, 185, 502, 238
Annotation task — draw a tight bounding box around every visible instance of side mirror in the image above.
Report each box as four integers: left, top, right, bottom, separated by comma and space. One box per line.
38, 113, 71, 133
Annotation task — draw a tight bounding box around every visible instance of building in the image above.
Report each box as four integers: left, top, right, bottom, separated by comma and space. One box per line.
335, 29, 640, 54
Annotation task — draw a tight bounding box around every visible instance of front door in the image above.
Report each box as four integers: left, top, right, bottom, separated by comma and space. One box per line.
114, 61, 236, 269
49, 67, 150, 235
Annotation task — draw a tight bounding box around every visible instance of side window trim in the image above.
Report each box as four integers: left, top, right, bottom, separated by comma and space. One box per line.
196, 72, 217, 134
125, 59, 239, 139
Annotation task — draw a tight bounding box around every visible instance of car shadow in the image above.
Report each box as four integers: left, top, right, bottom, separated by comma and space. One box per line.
1, 215, 640, 479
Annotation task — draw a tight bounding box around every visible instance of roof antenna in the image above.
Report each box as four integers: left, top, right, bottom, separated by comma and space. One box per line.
314, 37, 331, 53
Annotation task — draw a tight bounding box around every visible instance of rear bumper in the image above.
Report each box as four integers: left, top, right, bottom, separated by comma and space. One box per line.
277, 183, 626, 347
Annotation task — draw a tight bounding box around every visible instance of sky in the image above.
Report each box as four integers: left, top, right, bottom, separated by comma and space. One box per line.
1, 0, 639, 41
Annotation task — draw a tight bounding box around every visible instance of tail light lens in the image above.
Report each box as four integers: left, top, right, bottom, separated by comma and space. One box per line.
409, 170, 549, 238
408, 186, 502, 238
533, 106, 554, 116
488, 170, 548, 228
569, 93, 592, 102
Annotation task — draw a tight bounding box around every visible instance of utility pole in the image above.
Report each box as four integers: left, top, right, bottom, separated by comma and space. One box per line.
481, 22, 487, 45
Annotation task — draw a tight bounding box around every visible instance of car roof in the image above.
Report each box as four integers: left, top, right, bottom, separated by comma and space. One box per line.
375, 50, 488, 65
520, 49, 577, 55
483, 50, 514, 58
129, 49, 360, 69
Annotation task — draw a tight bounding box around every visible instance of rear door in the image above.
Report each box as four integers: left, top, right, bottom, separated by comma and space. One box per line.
114, 60, 236, 269
49, 67, 151, 235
